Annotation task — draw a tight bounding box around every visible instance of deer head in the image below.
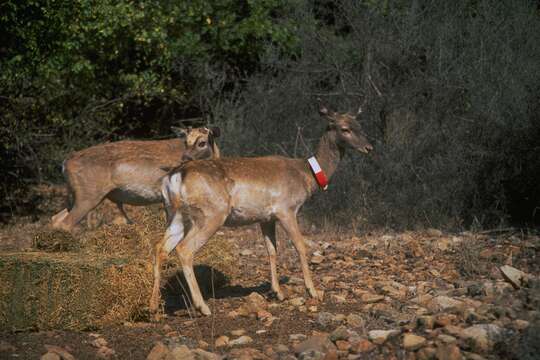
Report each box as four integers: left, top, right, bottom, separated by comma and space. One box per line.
171, 126, 221, 161
319, 105, 373, 154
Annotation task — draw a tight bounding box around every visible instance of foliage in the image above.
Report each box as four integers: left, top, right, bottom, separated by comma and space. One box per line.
0, 0, 296, 219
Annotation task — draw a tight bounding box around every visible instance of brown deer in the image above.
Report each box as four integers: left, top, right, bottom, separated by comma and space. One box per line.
51, 126, 220, 231
150, 105, 373, 315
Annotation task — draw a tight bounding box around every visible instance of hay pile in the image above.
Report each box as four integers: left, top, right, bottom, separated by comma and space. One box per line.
0, 206, 238, 331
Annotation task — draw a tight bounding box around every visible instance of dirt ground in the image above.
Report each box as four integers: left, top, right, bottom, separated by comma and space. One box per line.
0, 188, 538, 360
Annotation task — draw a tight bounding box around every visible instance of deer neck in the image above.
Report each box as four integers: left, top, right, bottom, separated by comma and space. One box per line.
313, 130, 343, 181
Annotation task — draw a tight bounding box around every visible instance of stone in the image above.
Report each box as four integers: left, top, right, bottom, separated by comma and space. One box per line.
437, 334, 457, 344
335, 340, 350, 351
228, 336, 253, 347
91, 337, 108, 348
331, 294, 347, 303
191, 349, 220, 360
290, 297, 306, 306
427, 228, 443, 237
298, 350, 325, 360
231, 329, 246, 336
460, 324, 503, 352
361, 293, 385, 303
430, 296, 464, 311
417, 316, 435, 330
435, 344, 461, 360
513, 319, 529, 330
403, 334, 427, 351
443, 325, 465, 338
294, 335, 337, 358
435, 314, 457, 327
147, 342, 170, 360
368, 329, 400, 345
350, 339, 376, 353
346, 314, 364, 328
275, 344, 289, 353
168, 345, 193, 360
97, 346, 116, 359
245, 292, 268, 311
311, 254, 325, 265
317, 312, 335, 327
290, 334, 308, 342
214, 336, 229, 347
240, 249, 253, 256
43, 345, 76, 360
41, 353, 61, 360
330, 326, 349, 342
416, 346, 437, 360
499, 265, 527, 289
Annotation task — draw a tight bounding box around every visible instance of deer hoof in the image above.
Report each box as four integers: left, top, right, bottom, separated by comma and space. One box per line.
199, 304, 211, 316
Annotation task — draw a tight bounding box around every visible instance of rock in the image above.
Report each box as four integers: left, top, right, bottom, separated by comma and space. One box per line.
350, 339, 376, 353
43, 345, 76, 360
499, 265, 528, 289
403, 334, 427, 351
435, 314, 457, 327
298, 350, 325, 360
41, 353, 61, 360
330, 326, 349, 342
168, 345, 193, 360
147, 342, 170, 360
444, 325, 465, 338
317, 312, 335, 327
435, 237, 452, 251
91, 337, 108, 348
335, 340, 350, 351
331, 294, 347, 303
416, 346, 437, 360
228, 336, 253, 347
0, 341, 16, 353
427, 228, 443, 237
294, 335, 337, 360
290, 297, 306, 306
240, 249, 253, 256
97, 346, 116, 359
435, 344, 461, 360
437, 334, 457, 344
246, 292, 268, 310
289, 334, 308, 342
214, 336, 229, 348
228, 347, 266, 360
231, 329, 246, 336
417, 316, 435, 330
429, 296, 464, 311
368, 329, 400, 345
461, 324, 503, 352
275, 344, 289, 353
513, 319, 529, 330
256, 309, 272, 321
311, 253, 324, 264
346, 314, 364, 328
191, 349, 221, 360
361, 293, 385, 303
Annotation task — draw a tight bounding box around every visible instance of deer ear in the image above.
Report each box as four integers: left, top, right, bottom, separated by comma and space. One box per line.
209, 126, 220, 138
171, 126, 187, 138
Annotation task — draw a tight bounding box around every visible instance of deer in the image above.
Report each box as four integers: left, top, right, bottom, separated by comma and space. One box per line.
149, 104, 373, 316
51, 126, 220, 231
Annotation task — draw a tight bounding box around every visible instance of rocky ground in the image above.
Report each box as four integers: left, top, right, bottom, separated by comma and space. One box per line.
1, 219, 539, 360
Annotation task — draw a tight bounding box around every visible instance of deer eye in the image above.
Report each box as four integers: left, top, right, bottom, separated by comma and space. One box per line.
198, 141, 206, 148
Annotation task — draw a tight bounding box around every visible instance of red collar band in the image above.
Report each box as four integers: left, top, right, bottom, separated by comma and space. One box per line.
308, 156, 328, 190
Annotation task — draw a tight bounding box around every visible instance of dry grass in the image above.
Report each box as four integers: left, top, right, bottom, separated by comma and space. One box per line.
0, 204, 238, 330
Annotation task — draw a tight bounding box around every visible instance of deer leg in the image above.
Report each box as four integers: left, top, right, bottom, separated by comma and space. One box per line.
175, 209, 227, 316
116, 202, 133, 224
55, 193, 107, 231
260, 221, 284, 301
278, 212, 319, 300
51, 208, 69, 226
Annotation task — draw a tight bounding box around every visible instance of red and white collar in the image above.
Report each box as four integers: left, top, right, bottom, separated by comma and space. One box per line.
308, 156, 328, 191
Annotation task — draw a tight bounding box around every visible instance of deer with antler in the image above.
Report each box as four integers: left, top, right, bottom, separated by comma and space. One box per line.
51, 126, 220, 231
150, 104, 373, 315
